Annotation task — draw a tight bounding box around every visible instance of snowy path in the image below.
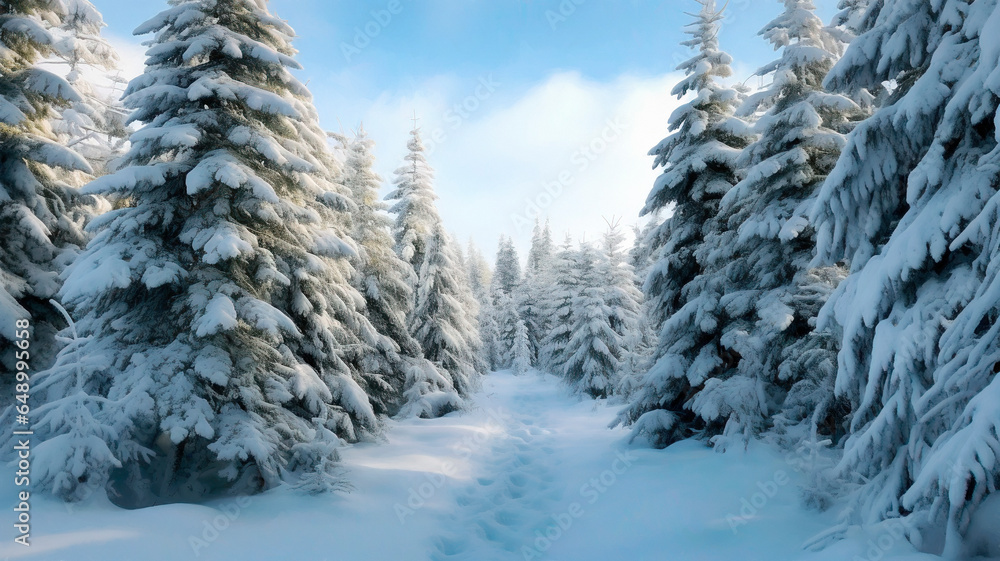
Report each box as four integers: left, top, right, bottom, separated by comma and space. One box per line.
428, 374, 565, 560
0, 370, 942, 561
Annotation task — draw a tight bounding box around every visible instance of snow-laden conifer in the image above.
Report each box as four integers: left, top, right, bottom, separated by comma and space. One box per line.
0, 0, 94, 380
32, 0, 378, 503
411, 224, 483, 396
518, 219, 554, 363
341, 128, 459, 418
538, 237, 584, 375
674, 0, 860, 448
492, 235, 522, 295
811, 0, 1000, 551
386, 127, 439, 281
613, 0, 753, 446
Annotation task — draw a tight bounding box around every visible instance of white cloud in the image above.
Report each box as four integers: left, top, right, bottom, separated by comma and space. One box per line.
319, 71, 686, 261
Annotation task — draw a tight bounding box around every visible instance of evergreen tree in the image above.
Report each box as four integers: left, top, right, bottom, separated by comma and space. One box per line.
411, 224, 483, 396
811, 0, 1000, 551
561, 224, 642, 399
525, 218, 554, 273
340, 127, 458, 418
465, 240, 500, 370
477, 296, 503, 371
490, 236, 524, 365
465, 239, 492, 307
32, 0, 373, 503
0, 0, 93, 383
491, 284, 521, 368
538, 237, 584, 375
492, 235, 522, 295
518, 219, 554, 362
676, 0, 860, 449
386, 127, 438, 281
511, 318, 531, 376
601, 220, 645, 397
562, 243, 617, 398
618, 216, 662, 398
614, 0, 753, 447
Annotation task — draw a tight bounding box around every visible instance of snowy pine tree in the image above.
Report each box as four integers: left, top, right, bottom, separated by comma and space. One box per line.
32, 0, 379, 503
386, 126, 439, 282
466, 240, 501, 369
465, 239, 492, 307
614, 0, 753, 447
674, 0, 861, 449
491, 236, 524, 366
492, 235, 522, 295
511, 318, 531, 376
810, 0, 1000, 552
560, 223, 642, 399
477, 296, 503, 371
538, 237, 584, 375
601, 220, 644, 398
618, 216, 662, 398
518, 219, 554, 363
341, 127, 459, 418
411, 224, 483, 396
491, 284, 521, 369
0, 0, 93, 383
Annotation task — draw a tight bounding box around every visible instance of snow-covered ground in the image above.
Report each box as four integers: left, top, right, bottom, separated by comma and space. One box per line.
1, 370, 944, 561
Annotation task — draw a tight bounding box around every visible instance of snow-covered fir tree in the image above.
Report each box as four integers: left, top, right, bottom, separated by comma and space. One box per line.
518, 219, 554, 362
490, 284, 521, 369
538, 237, 583, 375
386, 126, 439, 282
465, 240, 501, 369
31, 0, 383, 504
385, 125, 482, 395
341, 127, 459, 418
559, 223, 642, 399
465, 239, 492, 307
0, 0, 94, 382
662, 0, 861, 449
614, 0, 753, 447
492, 235, 522, 295
600, 220, 644, 397
562, 242, 617, 397
618, 216, 662, 398
411, 224, 483, 396
490, 236, 524, 366
511, 318, 531, 376
477, 296, 503, 371
810, 0, 1000, 552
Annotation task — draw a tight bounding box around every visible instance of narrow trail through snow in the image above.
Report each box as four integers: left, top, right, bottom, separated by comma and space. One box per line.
0, 369, 942, 561
428, 372, 566, 560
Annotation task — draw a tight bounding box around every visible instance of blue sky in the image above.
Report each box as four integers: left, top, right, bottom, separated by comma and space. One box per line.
92, 0, 837, 260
